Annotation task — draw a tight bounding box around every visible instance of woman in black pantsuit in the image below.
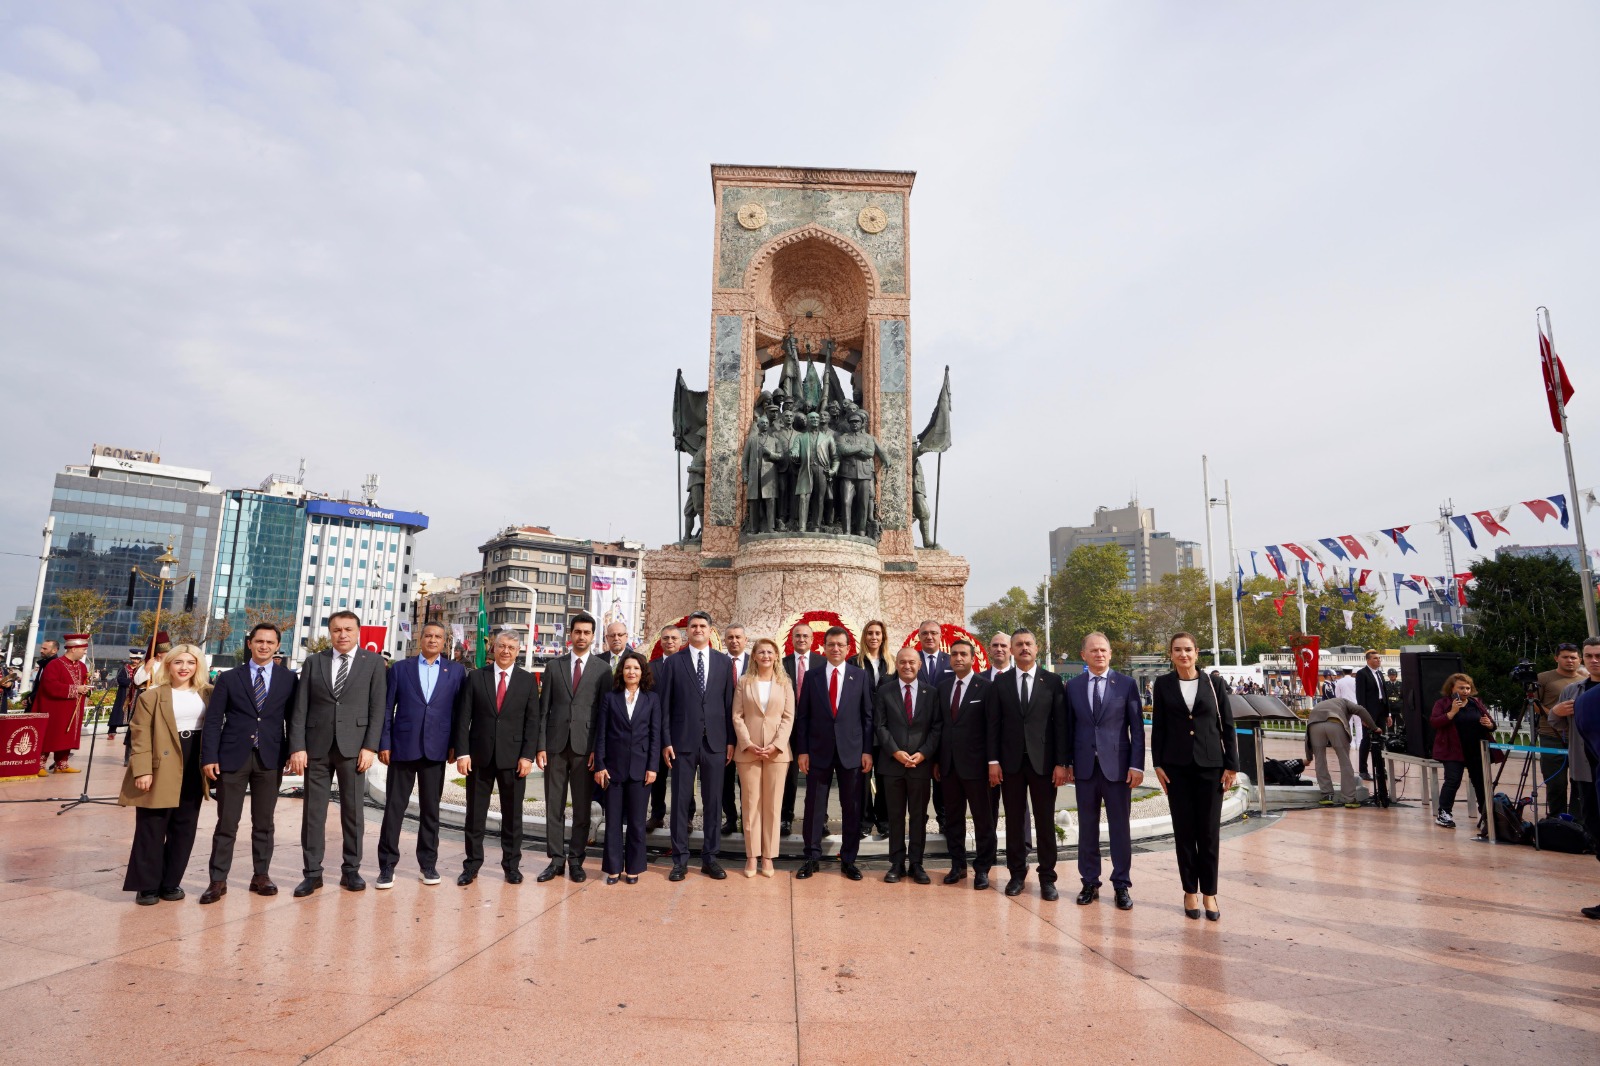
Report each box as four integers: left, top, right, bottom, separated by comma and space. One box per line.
1150, 632, 1238, 922
592, 651, 661, 885
118, 645, 211, 905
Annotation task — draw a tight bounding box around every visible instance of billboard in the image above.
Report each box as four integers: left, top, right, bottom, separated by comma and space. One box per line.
305, 499, 430, 530
591, 566, 639, 642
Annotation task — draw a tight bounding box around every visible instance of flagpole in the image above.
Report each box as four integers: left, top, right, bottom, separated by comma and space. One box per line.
933, 451, 942, 548
1225, 479, 1242, 665
1202, 455, 1220, 664
1541, 307, 1599, 637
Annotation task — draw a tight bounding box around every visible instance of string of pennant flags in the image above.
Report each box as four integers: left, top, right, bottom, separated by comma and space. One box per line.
1230, 487, 1600, 624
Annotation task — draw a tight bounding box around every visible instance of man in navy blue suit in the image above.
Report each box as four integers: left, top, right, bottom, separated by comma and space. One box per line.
794, 626, 875, 881
1065, 632, 1145, 910
198, 623, 299, 903
376, 621, 468, 889
659, 610, 734, 880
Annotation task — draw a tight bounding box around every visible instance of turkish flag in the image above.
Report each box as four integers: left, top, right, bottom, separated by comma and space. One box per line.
1289, 634, 1321, 699
1283, 542, 1313, 563
359, 625, 388, 654
1540, 325, 1575, 433
1471, 510, 1511, 537
1524, 499, 1560, 523
1357, 568, 1373, 588
1337, 535, 1368, 560
1273, 598, 1285, 616
1406, 619, 1419, 637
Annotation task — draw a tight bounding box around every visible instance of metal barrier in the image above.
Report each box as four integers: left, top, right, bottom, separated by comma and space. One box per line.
1482, 741, 1569, 847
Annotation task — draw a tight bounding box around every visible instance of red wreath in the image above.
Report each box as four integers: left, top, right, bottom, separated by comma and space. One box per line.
898, 623, 990, 672
648, 616, 724, 661
780, 610, 858, 658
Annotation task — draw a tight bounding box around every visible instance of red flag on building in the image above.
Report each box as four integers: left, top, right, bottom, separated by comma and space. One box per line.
1289, 634, 1321, 698
1540, 323, 1575, 433
1406, 619, 1419, 637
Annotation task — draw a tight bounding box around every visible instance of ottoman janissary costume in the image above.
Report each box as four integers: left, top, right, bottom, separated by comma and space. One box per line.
37, 633, 92, 774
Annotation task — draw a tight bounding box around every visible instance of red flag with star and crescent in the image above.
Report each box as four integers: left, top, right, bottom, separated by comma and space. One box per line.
1540, 323, 1575, 433
1289, 634, 1321, 700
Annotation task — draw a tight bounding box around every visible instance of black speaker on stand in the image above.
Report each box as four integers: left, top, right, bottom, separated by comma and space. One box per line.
1400, 651, 1464, 758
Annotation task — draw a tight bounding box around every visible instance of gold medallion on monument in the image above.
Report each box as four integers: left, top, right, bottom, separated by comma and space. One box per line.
857, 206, 888, 234
737, 202, 768, 230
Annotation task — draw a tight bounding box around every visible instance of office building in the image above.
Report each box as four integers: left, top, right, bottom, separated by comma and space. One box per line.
1494, 543, 1586, 570
209, 474, 429, 666
1048, 499, 1200, 592
39, 447, 222, 658
480, 526, 592, 655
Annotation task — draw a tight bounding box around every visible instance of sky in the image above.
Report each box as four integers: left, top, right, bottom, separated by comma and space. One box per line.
2, 1, 1598, 627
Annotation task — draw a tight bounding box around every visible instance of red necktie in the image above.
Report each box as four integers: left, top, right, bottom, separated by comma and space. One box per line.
572, 657, 583, 690
904, 683, 914, 724
829, 668, 839, 718
796, 656, 804, 699
495, 671, 506, 712
951, 678, 963, 719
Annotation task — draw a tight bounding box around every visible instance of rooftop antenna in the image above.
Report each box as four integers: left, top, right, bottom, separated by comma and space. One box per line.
297, 458, 307, 485
362, 474, 381, 506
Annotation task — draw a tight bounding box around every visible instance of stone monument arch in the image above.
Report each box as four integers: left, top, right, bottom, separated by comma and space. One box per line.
645, 165, 967, 644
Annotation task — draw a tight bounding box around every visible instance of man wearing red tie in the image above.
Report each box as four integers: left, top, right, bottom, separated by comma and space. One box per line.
452, 631, 539, 886
793, 627, 874, 881
875, 647, 942, 883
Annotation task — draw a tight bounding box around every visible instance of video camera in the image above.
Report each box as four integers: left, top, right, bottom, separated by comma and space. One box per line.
1510, 659, 1540, 691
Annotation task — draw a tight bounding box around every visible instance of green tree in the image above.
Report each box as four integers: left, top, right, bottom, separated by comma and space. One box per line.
969, 586, 1039, 641
1132, 569, 1217, 656
56, 588, 112, 640
1431, 552, 1594, 712
1052, 543, 1137, 659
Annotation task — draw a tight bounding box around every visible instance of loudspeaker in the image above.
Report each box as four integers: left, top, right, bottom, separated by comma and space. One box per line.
1400, 651, 1463, 758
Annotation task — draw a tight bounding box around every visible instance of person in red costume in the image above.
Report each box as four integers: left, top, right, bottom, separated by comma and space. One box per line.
37, 633, 93, 773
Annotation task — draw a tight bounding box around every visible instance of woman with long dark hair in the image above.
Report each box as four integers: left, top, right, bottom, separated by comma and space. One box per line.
1150, 632, 1238, 921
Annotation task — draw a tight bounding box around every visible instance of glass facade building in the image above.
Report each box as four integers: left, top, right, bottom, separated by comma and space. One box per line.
39, 455, 221, 659
208, 490, 309, 662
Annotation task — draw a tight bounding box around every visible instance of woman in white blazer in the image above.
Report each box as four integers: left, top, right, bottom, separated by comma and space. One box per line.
731, 637, 795, 877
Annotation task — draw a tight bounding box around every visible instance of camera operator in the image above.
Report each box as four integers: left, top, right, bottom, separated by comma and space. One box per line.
1551, 636, 1600, 918
1430, 673, 1496, 833
1537, 643, 1585, 817
1304, 697, 1380, 808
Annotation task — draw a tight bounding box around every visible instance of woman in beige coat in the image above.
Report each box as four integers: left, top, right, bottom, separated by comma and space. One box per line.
119, 644, 211, 905
732, 637, 794, 878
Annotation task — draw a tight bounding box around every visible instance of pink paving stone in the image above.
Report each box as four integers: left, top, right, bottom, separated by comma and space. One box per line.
2, 741, 1597, 1065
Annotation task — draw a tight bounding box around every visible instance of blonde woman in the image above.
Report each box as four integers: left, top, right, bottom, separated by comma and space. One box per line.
732, 637, 794, 877
119, 644, 211, 905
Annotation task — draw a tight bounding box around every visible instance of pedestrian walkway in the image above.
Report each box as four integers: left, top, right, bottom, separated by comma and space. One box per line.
1, 742, 1596, 1064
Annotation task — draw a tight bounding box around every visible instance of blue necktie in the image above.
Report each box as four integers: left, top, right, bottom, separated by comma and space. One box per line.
253, 666, 266, 711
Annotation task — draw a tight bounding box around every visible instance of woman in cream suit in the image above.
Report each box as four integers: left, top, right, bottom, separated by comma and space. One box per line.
732, 637, 794, 878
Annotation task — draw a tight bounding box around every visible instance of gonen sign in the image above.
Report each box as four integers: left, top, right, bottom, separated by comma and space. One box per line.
91, 443, 161, 464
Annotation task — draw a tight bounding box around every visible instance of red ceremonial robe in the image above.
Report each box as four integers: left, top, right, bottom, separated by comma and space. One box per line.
37, 656, 89, 753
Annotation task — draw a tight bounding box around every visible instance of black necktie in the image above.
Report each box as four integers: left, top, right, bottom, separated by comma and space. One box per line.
696, 651, 706, 692
1020, 671, 1031, 707
1092, 675, 1103, 716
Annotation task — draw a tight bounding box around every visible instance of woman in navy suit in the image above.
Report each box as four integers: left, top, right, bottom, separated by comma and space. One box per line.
593, 651, 661, 884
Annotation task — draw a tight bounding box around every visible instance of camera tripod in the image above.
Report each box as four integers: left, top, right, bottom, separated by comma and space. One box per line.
1490, 688, 1544, 824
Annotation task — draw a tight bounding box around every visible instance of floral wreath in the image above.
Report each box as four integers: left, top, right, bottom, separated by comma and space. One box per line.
648, 615, 725, 661
779, 609, 859, 658
898, 623, 991, 672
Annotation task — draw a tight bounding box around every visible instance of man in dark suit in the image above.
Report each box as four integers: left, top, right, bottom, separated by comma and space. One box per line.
794, 626, 874, 881
659, 610, 735, 880
986, 627, 1069, 900
287, 611, 387, 896
375, 621, 467, 889
453, 630, 539, 885
915, 619, 952, 836
1355, 648, 1390, 799
198, 622, 298, 903
781, 622, 818, 837
876, 646, 942, 883
719, 623, 751, 836
645, 624, 683, 832
936, 638, 995, 889
537, 612, 611, 883
1065, 632, 1144, 910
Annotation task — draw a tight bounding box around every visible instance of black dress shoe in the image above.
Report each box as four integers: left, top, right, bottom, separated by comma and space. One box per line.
645, 816, 665, 832
135, 891, 159, 906
340, 872, 366, 892
504, 868, 523, 885
795, 860, 818, 879
1582, 904, 1600, 920
159, 887, 185, 902
701, 860, 727, 880
910, 865, 931, 885
198, 881, 227, 905
1115, 888, 1133, 911
249, 875, 278, 896
943, 869, 967, 885
884, 867, 902, 883
568, 864, 587, 883
1040, 882, 1060, 902
841, 862, 863, 881
457, 871, 477, 887
294, 876, 323, 898
536, 860, 563, 883
1004, 878, 1025, 897
1076, 884, 1100, 906
780, 820, 792, 837
974, 871, 990, 891
605, 874, 620, 885
720, 820, 737, 836
668, 864, 687, 882
1185, 906, 1202, 920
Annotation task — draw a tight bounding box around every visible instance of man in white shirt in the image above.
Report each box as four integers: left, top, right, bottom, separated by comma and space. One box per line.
720, 623, 750, 836
781, 622, 816, 836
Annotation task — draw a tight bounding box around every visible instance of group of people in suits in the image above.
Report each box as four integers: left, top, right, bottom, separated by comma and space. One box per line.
114, 606, 1240, 920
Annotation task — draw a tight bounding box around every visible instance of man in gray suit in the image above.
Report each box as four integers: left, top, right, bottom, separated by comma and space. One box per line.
537, 612, 610, 883
287, 611, 387, 896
